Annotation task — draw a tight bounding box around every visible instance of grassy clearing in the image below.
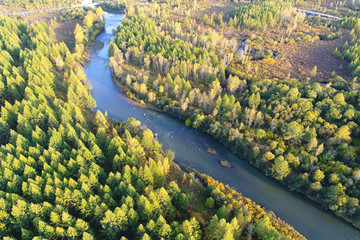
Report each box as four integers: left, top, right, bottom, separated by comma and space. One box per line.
181, 0, 352, 82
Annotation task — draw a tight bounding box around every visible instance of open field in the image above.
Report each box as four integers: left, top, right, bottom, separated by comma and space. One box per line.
191, 0, 243, 21
183, 0, 351, 81
8, 11, 82, 48
275, 35, 350, 79
52, 17, 82, 48
232, 35, 351, 81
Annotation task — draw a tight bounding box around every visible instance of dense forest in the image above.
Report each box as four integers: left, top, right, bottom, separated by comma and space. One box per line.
0, 5, 305, 240
100, 1, 126, 12
109, 0, 360, 229
1, 0, 82, 9
228, 0, 302, 31
0, 0, 123, 10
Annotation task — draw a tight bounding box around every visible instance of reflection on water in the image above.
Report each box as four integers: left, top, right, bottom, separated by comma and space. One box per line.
84, 12, 360, 240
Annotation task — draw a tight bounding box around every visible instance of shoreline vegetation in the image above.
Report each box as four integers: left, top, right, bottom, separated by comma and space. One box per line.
112, 75, 164, 113
0, 3, 306, 240
179, 163, 305, 240
103, 10, 305, 238
204, 143, 217, 155
108, 0, 360, 231
111, 54, 360, 231
219, 160, 232, 168
112, 62, 360, 231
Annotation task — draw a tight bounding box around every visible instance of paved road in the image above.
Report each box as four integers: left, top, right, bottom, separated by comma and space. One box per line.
1, 1, 111, 16
297, 9, 342, 20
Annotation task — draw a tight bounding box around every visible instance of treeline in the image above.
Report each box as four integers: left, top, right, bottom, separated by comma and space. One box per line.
110, 9, 360, 229
100, 1, 126, 12
73, 8, 105, 59
346, 0, 360, 10
111, 15, 236, 85
61, 7, 89, 21
181, 164, 305, 239
229, 0, 305, 31
1, 0, 82, 9
0, 10, 304, 240
337, 16, 360, 80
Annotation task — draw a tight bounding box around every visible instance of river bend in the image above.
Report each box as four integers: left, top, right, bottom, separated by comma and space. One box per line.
84, 12, 360, 240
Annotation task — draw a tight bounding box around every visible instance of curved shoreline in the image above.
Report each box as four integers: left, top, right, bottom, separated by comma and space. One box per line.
85, 11, 360, 240
111, 74, 164, 113
113, 79, 360, 232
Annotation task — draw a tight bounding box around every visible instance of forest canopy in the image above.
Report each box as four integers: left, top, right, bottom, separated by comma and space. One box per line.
1, 0, 82, 9
0, 5, 303, 240
109, 0, 360, 230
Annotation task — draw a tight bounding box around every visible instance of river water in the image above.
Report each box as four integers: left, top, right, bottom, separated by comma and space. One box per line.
84, 12, 360, 240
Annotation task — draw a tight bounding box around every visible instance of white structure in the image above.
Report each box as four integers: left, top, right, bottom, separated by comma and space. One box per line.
81, 0, 93, 6
296, 9, 342, 20
1, 0, 108, 16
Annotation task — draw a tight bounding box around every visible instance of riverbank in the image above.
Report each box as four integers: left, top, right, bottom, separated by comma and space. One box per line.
110, 76, 360, 238
113, 68, 360, 231
85, 11, 360, 240
111, 71, 164, 113
82, 11, 306, 239
108, 14, 360, 231
179, 163, 306, 239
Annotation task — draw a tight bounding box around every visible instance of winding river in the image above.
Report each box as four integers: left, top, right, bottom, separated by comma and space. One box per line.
84, 12, 360, 240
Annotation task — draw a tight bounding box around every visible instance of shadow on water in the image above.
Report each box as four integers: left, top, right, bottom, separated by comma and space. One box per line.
84, 12, 360, 240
